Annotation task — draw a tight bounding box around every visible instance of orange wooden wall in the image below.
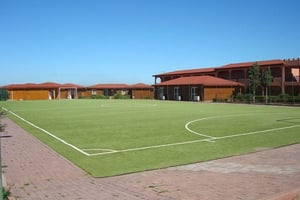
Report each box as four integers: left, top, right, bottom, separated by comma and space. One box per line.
9, 90, 49, 100
132, 89, 154, 99
204, 87, 234, 101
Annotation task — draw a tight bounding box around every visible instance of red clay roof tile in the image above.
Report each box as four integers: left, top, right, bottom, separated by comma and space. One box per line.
88, 83, 129, 89
154, 59, 286, 77
129, 83, 152, 89
217, 59, 284, 69
155, 76, 244, 87
153, 67, 215, 77
38, 82, 61, 89
60, 83, 85, 88
4, 82, 84, 89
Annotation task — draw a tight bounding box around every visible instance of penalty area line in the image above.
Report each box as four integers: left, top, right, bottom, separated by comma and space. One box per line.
3, 108, 90, 156
87, 138, 214, 156
82, 148, 118, 155
215, 124, 300, 140
89, 124, 300, 156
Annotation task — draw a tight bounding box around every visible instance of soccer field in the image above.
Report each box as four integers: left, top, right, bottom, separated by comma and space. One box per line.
1, 100, 300, 177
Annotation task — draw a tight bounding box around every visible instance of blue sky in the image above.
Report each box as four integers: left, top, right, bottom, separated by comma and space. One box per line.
1, 0, 300, 86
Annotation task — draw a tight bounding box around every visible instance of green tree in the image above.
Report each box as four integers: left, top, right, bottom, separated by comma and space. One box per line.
248, 63, 261, 103
0, 89, 9, 101
261, 67, 273, 104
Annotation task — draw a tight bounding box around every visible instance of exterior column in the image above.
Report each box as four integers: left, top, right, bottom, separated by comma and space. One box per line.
244, 69, 248, 90
281, 66, 285, 94
244, 69, 247, 79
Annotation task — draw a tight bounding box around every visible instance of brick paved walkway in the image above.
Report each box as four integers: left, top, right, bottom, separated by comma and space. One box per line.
2, 118, 300, 200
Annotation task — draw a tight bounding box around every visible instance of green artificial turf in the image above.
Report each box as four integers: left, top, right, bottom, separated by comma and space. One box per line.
1, 99, 300, 177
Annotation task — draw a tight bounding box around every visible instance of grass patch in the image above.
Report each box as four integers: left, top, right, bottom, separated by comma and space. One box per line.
1, 100, 300, 177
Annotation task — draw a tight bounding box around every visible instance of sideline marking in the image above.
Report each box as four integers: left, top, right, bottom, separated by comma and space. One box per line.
3, 108, 90, 156
4, 108, 300, 157
85, 138, 214, 156
82, 148, 118, 154
100, 103, 157, 108
216, 124, 300, 140
90, 124, 300, 156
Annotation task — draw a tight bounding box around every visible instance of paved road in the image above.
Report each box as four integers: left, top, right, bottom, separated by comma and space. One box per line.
2, 118, 300, 200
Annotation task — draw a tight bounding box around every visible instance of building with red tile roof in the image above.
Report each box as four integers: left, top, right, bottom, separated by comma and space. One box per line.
2, 82, 86, 100
88, 83, 129, 89
155, 76, 243, 87
153, 58, 300, 101
154, 76, 243, 101
153, 68, 216, 83
128, 83, 154, 99
2, 82, 154, 100
87, 83, 153, 99
87, 83, 129, 97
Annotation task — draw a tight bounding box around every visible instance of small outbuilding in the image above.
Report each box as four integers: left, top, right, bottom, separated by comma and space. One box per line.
3, 82, 85, 100
153, 75, 244, 101
87, 83, 154, 99
128, 83, 154, 99
87, 84, 129, 97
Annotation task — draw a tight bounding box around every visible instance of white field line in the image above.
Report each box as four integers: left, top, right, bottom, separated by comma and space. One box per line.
82, 148, 118, 153
215, 124, 300, 140
89, 124, 300, 156
3, 108, 90, 156
184, 113, 288, 138
184, 114, 253, 139
4, 107, 300, 157
87, 138, 214, 156
185, 117, 216, 139
100, 103, 158, 109
82, 148, 117, 151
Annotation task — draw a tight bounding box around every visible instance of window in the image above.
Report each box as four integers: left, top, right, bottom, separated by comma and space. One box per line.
174, 87, 180, 100
159, 87, 164, 100
121, 90, 127, 95
191, 87, 198, 101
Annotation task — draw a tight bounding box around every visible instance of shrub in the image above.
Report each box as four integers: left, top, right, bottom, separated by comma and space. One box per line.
233, 93, 251, 103
113, 94, 130, 99
255, 96, 265, 103
91, 95, 108, 99
297, 95, 300, 102
269, 95, 280, 103
3, 188, 11, 200
287, 95, 300, 103
0, 89, 9, 101
213, 98, 228, 102
234, 93, 300, 104
78, 96, 89, 99
279, 94, 289, 102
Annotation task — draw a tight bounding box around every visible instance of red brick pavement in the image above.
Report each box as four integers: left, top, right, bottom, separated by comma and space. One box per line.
2, 118, 300, 200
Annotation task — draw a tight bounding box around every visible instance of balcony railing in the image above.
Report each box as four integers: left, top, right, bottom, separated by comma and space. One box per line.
228, 76, 300, 87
